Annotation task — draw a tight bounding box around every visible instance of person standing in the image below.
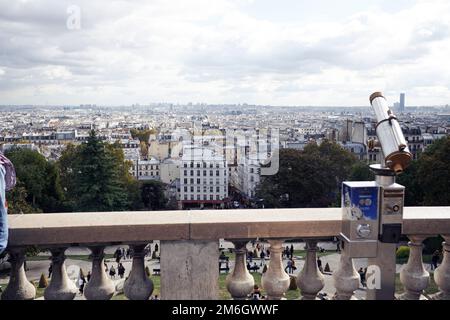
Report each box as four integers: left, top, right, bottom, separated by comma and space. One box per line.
48, 263, 53, 278
260, 250, 266, 266
358, 267, 366, 287
431, 250, 440, 270
109, 265, 116, 279
317, 257, 323, 273
285, 259, 293, 274
0, 153, 16, 255
290, 244, 294, 259
78, 275, 86, 295
118, 263, 125, 279
87, 271, 91, 282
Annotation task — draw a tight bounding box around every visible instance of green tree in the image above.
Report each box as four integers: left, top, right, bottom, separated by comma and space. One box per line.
396, 161, 423, 206
140, 180, 167, 210
58, 130, 133, 212
6, 181, 39, 214
5, 148, 63, 212
348, 161, 375, 181
416, 136, 450, 205
256, 141, 357, 208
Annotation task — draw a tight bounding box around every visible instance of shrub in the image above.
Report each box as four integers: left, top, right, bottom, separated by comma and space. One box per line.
396, 246, 410, 260
288, 275, 297, 290
38, 273, 48, 288
423, 236, 443, 255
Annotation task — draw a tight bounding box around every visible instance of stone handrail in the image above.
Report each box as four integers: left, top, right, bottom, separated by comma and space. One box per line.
2, 206, 450, 300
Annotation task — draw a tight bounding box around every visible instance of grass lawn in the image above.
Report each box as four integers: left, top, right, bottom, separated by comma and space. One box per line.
112, 273, 300, 300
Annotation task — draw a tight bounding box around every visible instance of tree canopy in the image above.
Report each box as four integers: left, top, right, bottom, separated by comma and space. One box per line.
5, 148, 63, 212
256, 140, 357, 208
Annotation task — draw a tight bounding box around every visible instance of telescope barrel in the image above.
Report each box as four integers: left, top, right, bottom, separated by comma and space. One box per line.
369, 92, 412, 174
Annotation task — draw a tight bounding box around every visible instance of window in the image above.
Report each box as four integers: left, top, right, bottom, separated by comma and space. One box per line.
196, 163, 200, 168
216, 186, 220, 192
184, 170, 187, 175
210, 195, 214, 200
197, 178, 200, 184
190, 162, 193, 168
184, 186, 187, 192
197, 170, 200, 176
203, 170, 207, 176
197, 195, 201, 200
190, 170, 194, 176
203, 195, 207, 200
210, 171, 213, 176
216, 195, 220, 200
210, 186, 213, 192
190, 178, 194, 184
190, 186, 194, 192
184, 195, 187, 200
216, 170, 219, 176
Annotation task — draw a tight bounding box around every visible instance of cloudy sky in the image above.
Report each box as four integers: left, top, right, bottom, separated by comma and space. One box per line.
0, 0, 449, 106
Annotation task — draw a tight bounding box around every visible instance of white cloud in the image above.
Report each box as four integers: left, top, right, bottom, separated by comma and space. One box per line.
0, 0, 449, 106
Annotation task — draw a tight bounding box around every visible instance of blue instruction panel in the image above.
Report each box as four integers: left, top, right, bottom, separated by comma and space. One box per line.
342, 181, 379, 221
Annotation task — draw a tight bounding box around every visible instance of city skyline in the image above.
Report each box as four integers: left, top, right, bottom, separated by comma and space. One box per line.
1, 0, 450, 106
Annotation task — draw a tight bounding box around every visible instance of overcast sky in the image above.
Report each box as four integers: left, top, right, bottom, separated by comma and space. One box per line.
0, 0, 449, 106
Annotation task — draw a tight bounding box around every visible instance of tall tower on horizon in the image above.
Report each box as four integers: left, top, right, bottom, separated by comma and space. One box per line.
399, 93, 405, 112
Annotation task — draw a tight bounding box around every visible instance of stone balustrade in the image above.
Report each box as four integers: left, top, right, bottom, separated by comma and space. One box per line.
1, 207, 449, 300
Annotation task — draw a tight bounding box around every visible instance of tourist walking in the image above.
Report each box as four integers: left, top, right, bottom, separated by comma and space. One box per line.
285, 259, 293, 274
78, 275, 86, 295
48, 263, 53, 278
358, 267, 366, 287
118, 263, 125, 279
109, 265, 116, 279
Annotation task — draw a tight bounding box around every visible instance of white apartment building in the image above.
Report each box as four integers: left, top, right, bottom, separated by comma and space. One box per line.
130, 158, 160, 180
235, 153, 261, 199
179, 145, 228, 209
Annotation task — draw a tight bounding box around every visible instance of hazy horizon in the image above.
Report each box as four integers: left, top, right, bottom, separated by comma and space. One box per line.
1, 0, 450, 106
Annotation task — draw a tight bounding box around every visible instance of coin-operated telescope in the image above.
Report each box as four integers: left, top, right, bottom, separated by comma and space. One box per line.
340, 92, 412, 257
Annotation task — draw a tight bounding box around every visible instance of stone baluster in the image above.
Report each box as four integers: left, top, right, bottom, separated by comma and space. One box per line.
333, 250, 360, 300
226, 241, 254, 300
297, 240, 325, 300
432, 235, 450, 300
261, 239, 290, 300
44, 247, 77, 300
84, 246, 115, 300
1, 247, 36, 300
399, 235, 430, 300
124, 244, 154, 300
